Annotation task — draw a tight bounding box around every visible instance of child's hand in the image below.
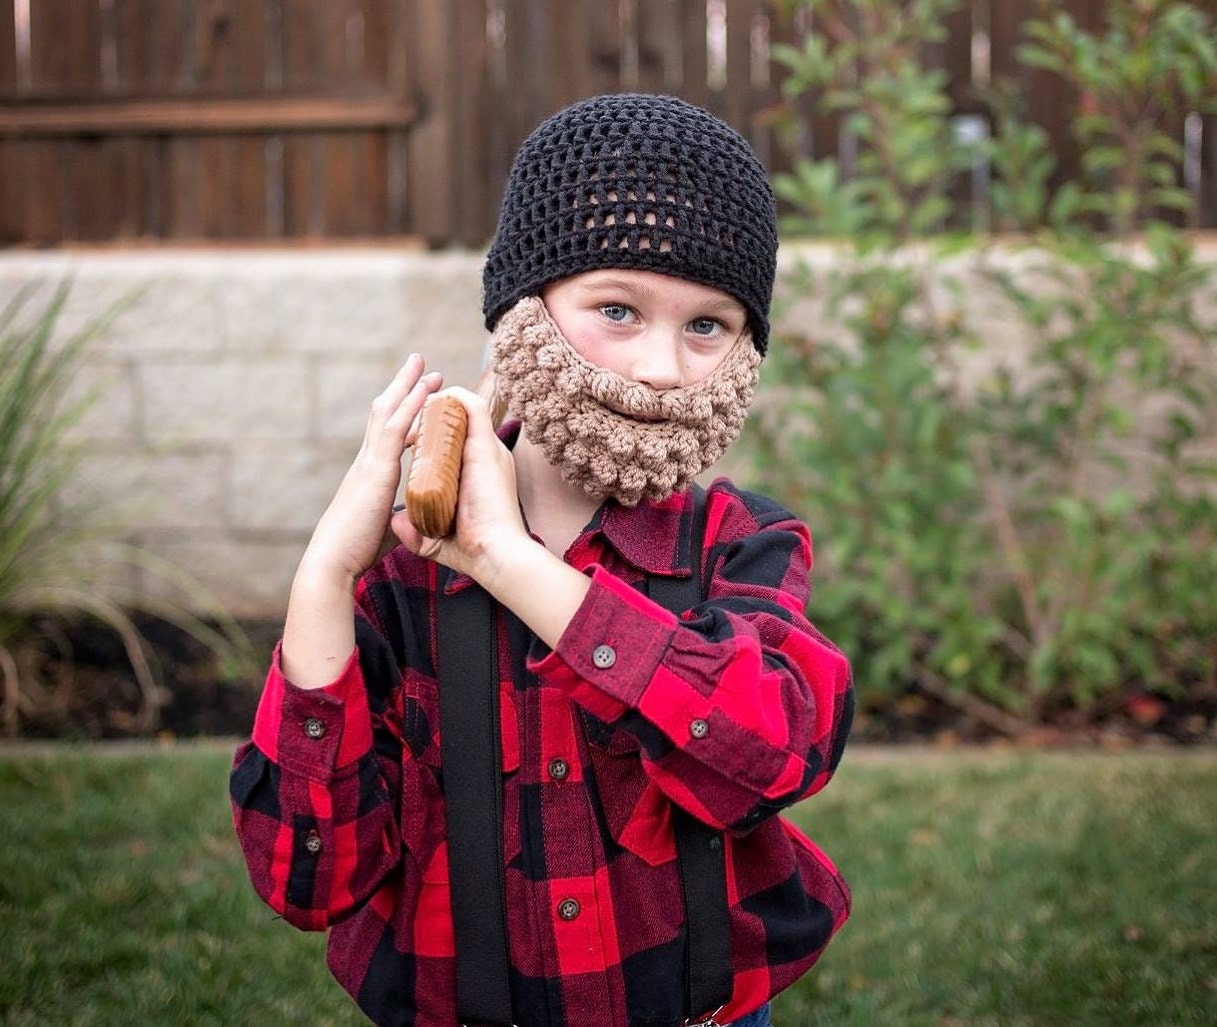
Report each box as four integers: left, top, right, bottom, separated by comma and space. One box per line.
298, 354, 443, 591
391, 386, 529, 580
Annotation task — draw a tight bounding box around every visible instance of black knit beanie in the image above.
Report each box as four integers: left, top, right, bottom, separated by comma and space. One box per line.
482, 93, 778, 355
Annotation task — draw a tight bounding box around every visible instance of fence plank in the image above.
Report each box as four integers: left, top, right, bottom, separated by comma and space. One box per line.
384, 0, 411, 234
31, 0, 99, 240
0, 0, 22, 241
591, 0, 626, 94
505, 0, 551, 149
404, 0, 456, 242
1200, 115, 1217, 228
454, 0, 490, 245
636, 0, 681, 94
723, 0, 760, 146
363, 0, 392, 85
319, 0, 371, 235
750, 4, 783, 173
678, 0, 710, 109
941, 0, 974, 110
546, 0, 609, 107
112, 0, 192, 93
192, 0, 247, 237
788, 0, 844, 165
0, 0, 16, 93
0, 141, 28, 243
764, 0, 807, 173
282, 134, 321, 236
282, 0, 324, 235
29, 0, 101, 94
3, 0, 1217, 245
113, 0, 177, 238
232, 0, 272, 92
989, 0, 1070, 188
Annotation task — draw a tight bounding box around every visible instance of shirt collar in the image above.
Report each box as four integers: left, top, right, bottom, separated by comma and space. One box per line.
590, 489, 699, 580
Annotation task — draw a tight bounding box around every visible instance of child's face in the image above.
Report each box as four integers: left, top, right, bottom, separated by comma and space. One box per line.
540, 269, 748, 390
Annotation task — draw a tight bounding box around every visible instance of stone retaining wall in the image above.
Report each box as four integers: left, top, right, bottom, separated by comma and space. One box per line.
3, 241, 1211, 620
1, 249, 488, 619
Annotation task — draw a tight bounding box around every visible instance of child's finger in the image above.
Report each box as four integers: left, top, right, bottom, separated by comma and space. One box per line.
393, 371, 444, 442
364, 360, 442, 455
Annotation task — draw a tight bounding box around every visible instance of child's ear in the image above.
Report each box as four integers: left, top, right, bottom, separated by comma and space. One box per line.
476, 367, 508, 426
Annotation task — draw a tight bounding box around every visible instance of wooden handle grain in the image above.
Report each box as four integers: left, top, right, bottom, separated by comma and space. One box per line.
404, 394, 468, 537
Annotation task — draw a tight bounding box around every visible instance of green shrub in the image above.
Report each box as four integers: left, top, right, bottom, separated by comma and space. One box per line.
771, 0, 963, 245
748, 0, 1217, 733
0, 283, 251, 737
1019, 0, 1217, 235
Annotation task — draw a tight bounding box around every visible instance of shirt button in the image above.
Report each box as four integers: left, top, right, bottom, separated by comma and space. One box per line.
547, 757, 570, 781
304, 830, 322, 855
592, 644, 616, 669
557, 898, 581, 921
689, 718, 709, 739
304, 717, 326, 740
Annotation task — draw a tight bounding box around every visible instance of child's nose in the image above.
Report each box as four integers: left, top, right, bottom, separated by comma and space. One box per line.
630, 331, 683, 390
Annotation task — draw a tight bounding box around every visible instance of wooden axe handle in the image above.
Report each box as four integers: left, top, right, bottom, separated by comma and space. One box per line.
402, 369, 505, 538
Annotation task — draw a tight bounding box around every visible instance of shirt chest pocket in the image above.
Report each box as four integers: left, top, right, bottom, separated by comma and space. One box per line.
398, 675, 520, 775
398, 676, 523, 878
582, 711, 677, 866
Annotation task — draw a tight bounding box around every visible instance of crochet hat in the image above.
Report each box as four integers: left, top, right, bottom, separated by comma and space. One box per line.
482, 93, 778, 354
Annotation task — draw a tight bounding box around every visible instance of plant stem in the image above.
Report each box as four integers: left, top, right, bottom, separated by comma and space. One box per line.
918, 666, 1029, 737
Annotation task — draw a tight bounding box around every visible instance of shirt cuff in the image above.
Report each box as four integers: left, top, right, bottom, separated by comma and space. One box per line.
530, 565, 677, 718
251, 642, 373, 778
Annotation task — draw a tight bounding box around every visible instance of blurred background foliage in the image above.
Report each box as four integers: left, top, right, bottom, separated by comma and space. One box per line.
0, 286, 252, 738
742, 0, 1217, 739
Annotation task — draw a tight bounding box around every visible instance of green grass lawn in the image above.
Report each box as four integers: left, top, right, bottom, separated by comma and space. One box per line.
1, 742, 1214, 1026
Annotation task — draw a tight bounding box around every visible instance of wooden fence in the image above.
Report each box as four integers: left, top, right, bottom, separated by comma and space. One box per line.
1, 0, 1215, 247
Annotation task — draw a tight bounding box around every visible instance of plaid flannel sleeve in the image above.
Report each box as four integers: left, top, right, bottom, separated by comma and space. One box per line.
229, 584, 406, 931
534, 485, 854, 833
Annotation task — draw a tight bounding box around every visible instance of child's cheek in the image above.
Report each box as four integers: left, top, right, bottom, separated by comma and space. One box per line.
563, 317, 615, 370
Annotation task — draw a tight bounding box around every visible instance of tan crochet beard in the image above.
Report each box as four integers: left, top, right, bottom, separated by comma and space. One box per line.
489, 296, 761, 506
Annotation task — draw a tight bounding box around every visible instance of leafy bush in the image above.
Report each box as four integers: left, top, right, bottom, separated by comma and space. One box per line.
0, 283, 251, 737
1019, 0, 1217, 234
748, 0, 1217, 734
771, 0, 963, 245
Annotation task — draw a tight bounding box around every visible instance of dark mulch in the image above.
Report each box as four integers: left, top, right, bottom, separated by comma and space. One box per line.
10, 614, 275, 740
8, 614, 1217, 747
850, 687, 1217, 748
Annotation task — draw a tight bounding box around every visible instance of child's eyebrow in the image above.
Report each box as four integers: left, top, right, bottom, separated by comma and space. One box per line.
575, 276, 746, 315
698, 297, 748, 314
574, 276, 655, 297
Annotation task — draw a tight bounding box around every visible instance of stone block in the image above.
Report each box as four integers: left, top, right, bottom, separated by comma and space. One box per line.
230, 444, 351, 533
315, 355, 401, 443
136, 535, 302, 621
70, 446, 228, 532
401, 254, 486, 383
64, 359, 139, 443
59, 270, 226, 356
139, 357, 310, 444
238, 256, 416, 355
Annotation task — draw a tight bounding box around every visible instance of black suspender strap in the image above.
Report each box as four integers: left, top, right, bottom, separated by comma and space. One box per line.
671, 806, 733, 1019
437, 575, 514, 1027
646, 486, 734, 1021
436, 484, 730, 1026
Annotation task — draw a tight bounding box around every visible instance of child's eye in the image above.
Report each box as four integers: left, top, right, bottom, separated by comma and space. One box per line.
600, 304, 633, 323
689, 317, 722, 336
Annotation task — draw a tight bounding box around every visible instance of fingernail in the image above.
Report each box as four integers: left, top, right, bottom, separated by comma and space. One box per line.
392, 503, 406, 513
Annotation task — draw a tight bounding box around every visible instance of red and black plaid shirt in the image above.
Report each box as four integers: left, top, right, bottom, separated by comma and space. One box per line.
231, 478, 853, 1027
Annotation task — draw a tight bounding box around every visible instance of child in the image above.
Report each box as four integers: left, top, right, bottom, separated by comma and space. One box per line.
231, 93, 853, 1027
